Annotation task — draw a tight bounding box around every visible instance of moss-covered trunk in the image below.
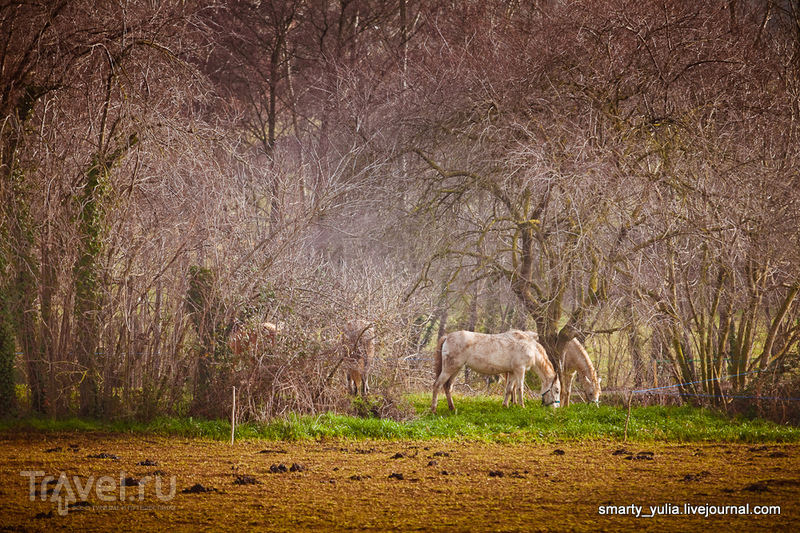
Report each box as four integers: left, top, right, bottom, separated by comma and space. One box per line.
73, 159, 109, 417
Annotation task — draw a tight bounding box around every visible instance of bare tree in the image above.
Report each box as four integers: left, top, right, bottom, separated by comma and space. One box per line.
397, 0, 800, 404
4, 0, 800, 421
1, 1, 73, 414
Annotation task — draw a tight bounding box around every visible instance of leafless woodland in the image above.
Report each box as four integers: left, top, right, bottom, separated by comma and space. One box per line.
2, 0, 800, 422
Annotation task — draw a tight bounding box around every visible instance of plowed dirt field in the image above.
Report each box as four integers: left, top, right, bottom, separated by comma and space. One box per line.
1, 431, 798, 532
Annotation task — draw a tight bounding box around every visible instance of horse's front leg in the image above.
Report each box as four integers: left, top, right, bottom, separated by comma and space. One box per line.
561, 371, 575, 408
516, 372, 525, 408
352, 371, 361, 396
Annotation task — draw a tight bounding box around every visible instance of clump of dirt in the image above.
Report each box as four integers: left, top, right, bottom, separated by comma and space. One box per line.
611, 448, 654, 460
86, 452, 119, 460
233, 474, 259, 485
743, 482, 771, 492
352, 447, 377, 454
623, 450, 655, 460
68, 501, 91, 511
182, 483, 216, 494
681, 471, 711, 482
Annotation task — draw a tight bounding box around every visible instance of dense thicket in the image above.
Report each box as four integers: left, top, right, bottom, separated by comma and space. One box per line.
2, 0, 799, 422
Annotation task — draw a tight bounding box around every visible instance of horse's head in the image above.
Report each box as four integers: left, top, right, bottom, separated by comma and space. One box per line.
585, 375, 601, 407
541, 375, 561, 408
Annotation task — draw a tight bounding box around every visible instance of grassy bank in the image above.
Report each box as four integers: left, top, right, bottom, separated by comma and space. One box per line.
2, 394, 798, 443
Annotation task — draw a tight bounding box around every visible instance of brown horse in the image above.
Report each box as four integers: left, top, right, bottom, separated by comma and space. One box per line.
228, 321, 278, 357
561, 338, 601, 407
340, 319, 374, 396
431, 330, 560, 413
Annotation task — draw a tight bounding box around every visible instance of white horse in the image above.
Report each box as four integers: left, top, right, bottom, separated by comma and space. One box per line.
431, 330, 560, 413
561, 338, 601, 407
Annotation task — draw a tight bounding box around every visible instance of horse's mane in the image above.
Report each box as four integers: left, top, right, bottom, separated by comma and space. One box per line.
566, 338, 598, 384
503, 329, 538, 342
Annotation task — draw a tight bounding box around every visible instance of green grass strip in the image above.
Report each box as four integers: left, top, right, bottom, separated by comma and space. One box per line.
2, 393, 798, 443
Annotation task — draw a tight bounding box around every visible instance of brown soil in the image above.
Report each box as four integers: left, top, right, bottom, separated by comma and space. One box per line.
1, 431, 798, 532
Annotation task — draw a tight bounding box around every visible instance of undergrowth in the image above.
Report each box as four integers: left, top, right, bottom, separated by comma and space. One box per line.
1, 393, 798, 443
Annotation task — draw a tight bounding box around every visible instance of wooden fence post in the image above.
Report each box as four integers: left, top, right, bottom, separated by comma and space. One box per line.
230, 386, 236, 445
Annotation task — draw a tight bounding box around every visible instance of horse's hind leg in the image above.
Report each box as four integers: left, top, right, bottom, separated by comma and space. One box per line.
432, 364, 460, 412
431, 373, 447, 413
432, 364, 459, 412
502, 375, 514, 407
444, 377, 456, 411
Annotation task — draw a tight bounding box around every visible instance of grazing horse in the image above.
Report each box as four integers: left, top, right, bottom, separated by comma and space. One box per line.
431, 330, 560, 413
340, 319, 374, 396
228, 321, 278, 357
561, 338, 602, 407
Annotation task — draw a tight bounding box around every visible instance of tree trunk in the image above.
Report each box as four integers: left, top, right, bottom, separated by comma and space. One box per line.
0, 302, 17, 414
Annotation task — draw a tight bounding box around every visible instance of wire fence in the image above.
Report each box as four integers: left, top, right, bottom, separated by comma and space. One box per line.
629, 369, 800, 402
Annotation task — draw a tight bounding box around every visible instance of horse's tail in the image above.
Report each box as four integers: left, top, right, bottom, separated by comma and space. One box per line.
434, 335, 447, 378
